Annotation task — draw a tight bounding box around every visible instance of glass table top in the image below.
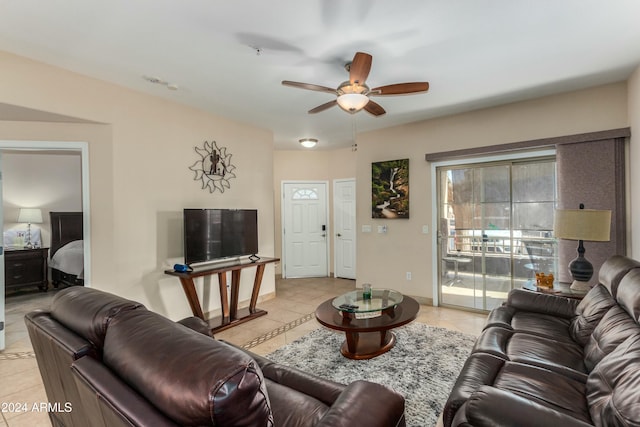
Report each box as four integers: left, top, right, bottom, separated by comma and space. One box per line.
332, 289, 403, 313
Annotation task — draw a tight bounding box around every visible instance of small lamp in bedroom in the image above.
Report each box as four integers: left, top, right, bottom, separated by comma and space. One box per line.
553, 203, 611, 291
17, 208, 43, 249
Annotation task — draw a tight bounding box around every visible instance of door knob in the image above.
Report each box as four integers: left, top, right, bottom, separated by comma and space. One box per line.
336, 233, 342, 237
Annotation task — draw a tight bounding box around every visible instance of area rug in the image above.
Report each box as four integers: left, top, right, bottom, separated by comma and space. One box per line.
266, 322, 476, 427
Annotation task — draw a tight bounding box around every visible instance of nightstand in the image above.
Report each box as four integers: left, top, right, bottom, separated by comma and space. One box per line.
4, 247, 49, 293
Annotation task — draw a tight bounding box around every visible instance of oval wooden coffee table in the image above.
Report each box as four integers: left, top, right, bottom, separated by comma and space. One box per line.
315, 289, 419, 360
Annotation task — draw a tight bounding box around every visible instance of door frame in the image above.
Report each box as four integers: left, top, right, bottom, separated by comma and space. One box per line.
333, 178, 356, 279
0, 140, 91, 284
281, 180, 330, 278
430, 149, 556, 306
0, 140, 90, 351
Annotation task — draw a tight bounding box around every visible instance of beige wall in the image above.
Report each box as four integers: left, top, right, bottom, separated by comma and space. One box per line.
273, 147, 356, 275
0, 51, 275, 321
2, 151, 82, 248
356, 82, 630, 303
629, 66, 640, 258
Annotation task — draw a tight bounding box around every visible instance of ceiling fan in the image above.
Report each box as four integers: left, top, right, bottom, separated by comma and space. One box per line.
282, 52, 429, 116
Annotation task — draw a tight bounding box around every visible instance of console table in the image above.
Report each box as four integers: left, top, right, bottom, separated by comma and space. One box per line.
165, 257, 279, 333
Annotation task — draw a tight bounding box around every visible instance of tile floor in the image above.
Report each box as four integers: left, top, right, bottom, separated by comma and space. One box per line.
0, 277, 487, 427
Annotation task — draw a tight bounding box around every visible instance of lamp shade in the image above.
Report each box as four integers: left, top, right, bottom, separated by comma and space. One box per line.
553, 208, 611, 241
18, 208, 43, 224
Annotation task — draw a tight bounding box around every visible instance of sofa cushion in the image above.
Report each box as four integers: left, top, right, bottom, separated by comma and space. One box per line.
569, 284, 617, 346
51, 286, 145, 349
510, 311, 574, 342
587, 334, 640, 427
493, 362, 591, 424
103, 309, 273, 426
452, 386, 594, 427
483, 289, 576, 343
598, 255, 640, 298
616, 268, 640, 322
583, 305, 640, 371
473, 326, 587, 381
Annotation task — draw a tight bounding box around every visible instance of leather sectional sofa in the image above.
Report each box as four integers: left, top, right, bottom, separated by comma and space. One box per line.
25, 286, 406, 427
443, 254, 640, 426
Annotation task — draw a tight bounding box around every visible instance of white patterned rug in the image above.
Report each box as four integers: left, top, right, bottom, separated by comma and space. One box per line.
266, 322, 476, 427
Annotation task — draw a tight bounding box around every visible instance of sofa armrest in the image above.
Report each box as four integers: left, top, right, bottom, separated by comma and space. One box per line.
315, 381, 405, 427
507, 289, 579, 319
226, 342, 347, 406
459, 386, 592, 427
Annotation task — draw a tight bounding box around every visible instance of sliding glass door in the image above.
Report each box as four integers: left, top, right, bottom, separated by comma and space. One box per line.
437, 158, 557, 311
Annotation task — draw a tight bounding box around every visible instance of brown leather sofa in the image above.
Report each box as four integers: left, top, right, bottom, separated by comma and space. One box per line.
25, 286, 406, 427
443, 255, 640, 427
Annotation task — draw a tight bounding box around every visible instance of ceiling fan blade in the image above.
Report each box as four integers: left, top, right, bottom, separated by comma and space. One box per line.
308, 99, 338, 114
349, 52, 372, 85
370, 82, 429, 96
364, 100, 386, 116
282, 80, 337, 95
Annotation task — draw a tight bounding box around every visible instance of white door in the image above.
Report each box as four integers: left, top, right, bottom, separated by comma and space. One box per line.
282, 182, 329, 278
334, 179, 356, 279
0, 155, 5, 350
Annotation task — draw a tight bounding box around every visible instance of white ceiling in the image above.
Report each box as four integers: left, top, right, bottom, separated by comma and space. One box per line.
1, 0, 640, 150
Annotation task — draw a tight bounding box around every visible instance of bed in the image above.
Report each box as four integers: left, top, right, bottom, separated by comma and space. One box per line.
49, 212, 84, 288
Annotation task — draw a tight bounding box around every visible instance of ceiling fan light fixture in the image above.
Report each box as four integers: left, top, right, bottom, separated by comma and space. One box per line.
299, 138, 318, 148
337, 93, 369, 113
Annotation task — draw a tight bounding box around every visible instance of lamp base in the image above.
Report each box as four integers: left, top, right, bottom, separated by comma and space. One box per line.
570, 280, 591, 291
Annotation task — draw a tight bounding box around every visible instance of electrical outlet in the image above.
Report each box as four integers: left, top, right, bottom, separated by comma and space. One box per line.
422, 225, 429, 234
406, 271, 412, 280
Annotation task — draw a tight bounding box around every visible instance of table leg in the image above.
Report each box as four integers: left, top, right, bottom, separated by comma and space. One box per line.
179, 277, 205, 320
249, 264, 266, 313
345, 331, 359, 354
379, 330, 388, 346
230, 269, 241, 320
218, 272, 230, 324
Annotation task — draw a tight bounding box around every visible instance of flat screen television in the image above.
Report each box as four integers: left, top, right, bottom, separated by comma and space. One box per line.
183, 208, 258, 265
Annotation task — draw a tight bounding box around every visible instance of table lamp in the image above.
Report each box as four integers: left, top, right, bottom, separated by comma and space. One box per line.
553, 203, 611, 291
17, 207, 43, 248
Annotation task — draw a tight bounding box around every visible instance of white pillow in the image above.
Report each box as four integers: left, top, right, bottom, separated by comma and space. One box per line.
3, 226, 42, 248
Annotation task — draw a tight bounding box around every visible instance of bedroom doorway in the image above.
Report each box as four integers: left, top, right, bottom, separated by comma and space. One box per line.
0, 140, 90, 352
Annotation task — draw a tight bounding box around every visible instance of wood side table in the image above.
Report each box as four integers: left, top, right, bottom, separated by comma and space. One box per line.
165, 257, 279, 333
522, 281, 588, 300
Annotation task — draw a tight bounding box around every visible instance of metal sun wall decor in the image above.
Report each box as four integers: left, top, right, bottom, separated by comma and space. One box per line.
189, 140, 236, 193
372, 159, 409, 219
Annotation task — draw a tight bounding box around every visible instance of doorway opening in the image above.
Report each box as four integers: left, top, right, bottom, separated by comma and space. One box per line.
0, 140, 90, 351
